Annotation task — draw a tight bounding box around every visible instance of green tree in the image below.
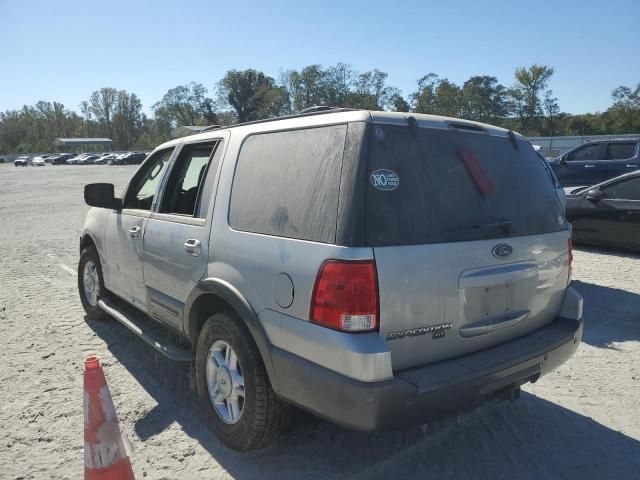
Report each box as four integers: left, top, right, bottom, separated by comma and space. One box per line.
510, 64, 555, 135
218, 69, 287, 122
460, 76, 509, 123
153, 82, 218, 130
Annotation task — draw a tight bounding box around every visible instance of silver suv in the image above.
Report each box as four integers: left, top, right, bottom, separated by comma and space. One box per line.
79, 109, 583, 450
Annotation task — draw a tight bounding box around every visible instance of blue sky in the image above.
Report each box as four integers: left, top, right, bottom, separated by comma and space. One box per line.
1, 0, 638, 115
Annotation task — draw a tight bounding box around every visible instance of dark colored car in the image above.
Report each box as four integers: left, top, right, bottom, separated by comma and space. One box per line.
49, 153, 76, 165
551, 139, 640, 187
114, 152, 147, 165
565, 170, 640, 251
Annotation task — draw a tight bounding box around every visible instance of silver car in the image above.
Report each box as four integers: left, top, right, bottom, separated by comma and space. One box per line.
79, 108, 583, 450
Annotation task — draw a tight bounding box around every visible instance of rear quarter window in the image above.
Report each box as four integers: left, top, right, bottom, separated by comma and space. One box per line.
229, 125, 347, 243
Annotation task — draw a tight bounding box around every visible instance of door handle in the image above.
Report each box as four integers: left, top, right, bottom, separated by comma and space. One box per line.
584, 165, 595, 168
129, 226, 141, 239
184, 239, 202, 257
626, 164, 639, 168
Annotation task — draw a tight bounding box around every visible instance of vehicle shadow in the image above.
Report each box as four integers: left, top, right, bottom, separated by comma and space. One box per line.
87, 316, 640, 480
574, 244, 640, 260
571, 280, 640, 348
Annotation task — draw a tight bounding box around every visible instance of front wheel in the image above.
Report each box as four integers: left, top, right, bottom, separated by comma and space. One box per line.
195, 312, 288, 450
78, 247, 108, 320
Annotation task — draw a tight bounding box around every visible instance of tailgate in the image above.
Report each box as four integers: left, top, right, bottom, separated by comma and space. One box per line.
375, 231, 570, 370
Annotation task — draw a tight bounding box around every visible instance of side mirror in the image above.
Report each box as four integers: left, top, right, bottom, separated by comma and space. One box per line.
84, 183, 122, 210
586, 188, 605, 202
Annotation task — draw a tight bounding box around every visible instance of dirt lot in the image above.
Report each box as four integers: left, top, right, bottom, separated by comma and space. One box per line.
1, 163, 639, 479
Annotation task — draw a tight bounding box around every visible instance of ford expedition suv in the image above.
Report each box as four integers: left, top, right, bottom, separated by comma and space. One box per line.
79, 108, 583, 451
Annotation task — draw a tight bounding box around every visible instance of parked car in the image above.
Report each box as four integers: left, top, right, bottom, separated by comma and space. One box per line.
550, 139, 640, 187
67, 154, 95, 165
111, 152, 147, 165
93, 153, 114, 165
49, 153, 76, 165
565, 170, 640, 251
79, 109, 583, 451
76, 154, 100, 165
0, 157, 5, 163
32, 157, 47, 166
534, 144, 566, 210
14, 156, 31, 166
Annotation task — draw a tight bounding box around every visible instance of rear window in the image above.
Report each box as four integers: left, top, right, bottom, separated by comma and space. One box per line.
366, 124, 567, 245
229, 125, 347, 243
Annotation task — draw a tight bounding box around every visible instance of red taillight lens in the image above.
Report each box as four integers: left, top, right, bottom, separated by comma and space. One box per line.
310, 260, 379, 332
567, 238, 574, 285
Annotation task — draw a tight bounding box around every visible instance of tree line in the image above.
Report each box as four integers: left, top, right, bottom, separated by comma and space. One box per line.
1, 63, 638, 153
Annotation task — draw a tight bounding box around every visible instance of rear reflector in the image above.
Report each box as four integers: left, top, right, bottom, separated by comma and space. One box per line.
310, 260, 379, 332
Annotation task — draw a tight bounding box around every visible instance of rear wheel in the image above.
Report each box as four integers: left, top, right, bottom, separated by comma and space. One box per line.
78, 247, 108, 320
195, 312, 287, 450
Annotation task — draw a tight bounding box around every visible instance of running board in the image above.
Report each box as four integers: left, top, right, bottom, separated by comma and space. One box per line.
98, 298, 192, 362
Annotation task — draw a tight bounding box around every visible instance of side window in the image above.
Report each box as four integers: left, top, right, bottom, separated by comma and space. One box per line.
229, 125, 347, 243
605, 143, 637, 160
159, 142, 217, 217
566, 143, 599, 162
602, 177, 640, 200
123, 148, 174, 210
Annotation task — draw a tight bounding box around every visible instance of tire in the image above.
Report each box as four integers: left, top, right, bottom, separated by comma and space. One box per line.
78, 247, 108, 320
195, 312, 287, 450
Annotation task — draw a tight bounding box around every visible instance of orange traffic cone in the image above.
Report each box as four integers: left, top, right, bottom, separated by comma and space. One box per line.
83, 356, 135, 480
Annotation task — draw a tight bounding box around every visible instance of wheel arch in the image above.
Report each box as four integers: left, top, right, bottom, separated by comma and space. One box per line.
185, 279, 277, 387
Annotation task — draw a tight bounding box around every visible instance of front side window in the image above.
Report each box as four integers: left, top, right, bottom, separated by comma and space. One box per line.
566, 143, 599, 162
605, 143, 636, 160
123, 148, 174, 210
160, 143, 217, 217
602, 177, 640, 200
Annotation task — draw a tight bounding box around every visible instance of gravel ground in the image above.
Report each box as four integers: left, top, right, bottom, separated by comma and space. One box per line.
1, 163, 639, 480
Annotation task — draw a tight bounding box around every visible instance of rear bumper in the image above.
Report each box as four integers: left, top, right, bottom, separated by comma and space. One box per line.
271, 315, 583, 431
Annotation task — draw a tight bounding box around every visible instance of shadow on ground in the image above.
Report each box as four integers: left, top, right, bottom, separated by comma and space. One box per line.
87, 316, 640, 480
574, 244, 640, 260
571, 280, 640, 348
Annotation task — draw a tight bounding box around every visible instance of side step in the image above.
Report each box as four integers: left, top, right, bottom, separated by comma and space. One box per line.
98, 298, 192, 362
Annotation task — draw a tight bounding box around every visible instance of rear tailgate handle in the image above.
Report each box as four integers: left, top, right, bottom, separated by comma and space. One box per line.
459, 262, 538, 289
459, 310, 530, 338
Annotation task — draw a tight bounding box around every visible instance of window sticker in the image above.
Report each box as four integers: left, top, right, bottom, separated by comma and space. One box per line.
370, 169, 399, 191
374, 126, 385, 141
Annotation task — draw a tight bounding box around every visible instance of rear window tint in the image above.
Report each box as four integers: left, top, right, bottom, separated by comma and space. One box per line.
366, 124, 567, 246
229, 125, 347, 243
605, 143, 636, 160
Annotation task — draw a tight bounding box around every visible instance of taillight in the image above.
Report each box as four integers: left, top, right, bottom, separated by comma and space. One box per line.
310, 260, 379, 332
567, 238, 574, 285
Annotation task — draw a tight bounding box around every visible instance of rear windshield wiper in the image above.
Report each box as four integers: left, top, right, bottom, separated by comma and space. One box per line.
442, 221, 513, 236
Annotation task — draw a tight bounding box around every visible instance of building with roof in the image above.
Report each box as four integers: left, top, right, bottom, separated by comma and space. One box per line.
53, 138, 113, 151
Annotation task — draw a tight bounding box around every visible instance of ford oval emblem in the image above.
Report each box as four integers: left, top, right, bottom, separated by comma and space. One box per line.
492, 243, 513, 259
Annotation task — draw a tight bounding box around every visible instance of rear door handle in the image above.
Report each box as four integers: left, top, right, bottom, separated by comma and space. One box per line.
184, 239, 202, 257
129, 226, 141, 239
626, 164, 639, 168
584, 165, 595, 168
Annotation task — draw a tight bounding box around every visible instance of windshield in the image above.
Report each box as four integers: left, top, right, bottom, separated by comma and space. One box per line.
366, 123, 568, 245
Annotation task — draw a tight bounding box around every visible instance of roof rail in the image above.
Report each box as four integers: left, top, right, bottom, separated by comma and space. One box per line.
201, 106, 359, 132
201, 124, 222, 133
298, 105, 340, 114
